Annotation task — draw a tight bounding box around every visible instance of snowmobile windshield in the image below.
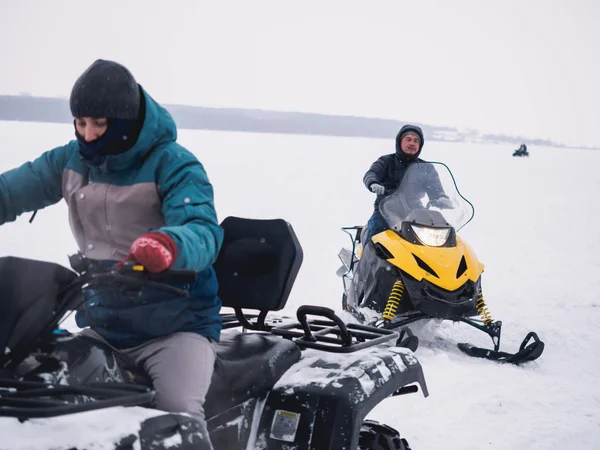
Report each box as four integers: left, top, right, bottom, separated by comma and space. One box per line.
379, 162, 474, 232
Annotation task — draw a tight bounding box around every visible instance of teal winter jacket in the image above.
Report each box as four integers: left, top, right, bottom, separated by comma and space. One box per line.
0, 89, 224, 347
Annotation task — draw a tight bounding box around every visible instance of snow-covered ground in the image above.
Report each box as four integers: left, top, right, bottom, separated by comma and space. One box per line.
1, 120, 599, 449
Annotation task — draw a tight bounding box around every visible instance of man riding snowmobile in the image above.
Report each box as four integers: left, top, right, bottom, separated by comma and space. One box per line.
339, 141, 545, 365
363, 124, 452, 245
513, 143, 530, 157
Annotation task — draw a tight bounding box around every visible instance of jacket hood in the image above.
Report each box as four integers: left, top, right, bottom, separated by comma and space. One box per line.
395, 124, 424, 162
83, 87, 177, 173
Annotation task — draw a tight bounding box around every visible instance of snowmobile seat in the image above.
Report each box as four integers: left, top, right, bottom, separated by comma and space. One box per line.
205, 331, 301, 418
214, 216, 303, 312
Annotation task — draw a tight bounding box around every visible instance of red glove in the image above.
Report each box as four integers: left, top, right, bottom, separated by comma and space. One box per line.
121, 232, 178, 273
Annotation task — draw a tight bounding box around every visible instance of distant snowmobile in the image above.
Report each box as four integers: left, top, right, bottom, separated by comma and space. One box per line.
338, 162, 544, 365
513, 144, 530, 157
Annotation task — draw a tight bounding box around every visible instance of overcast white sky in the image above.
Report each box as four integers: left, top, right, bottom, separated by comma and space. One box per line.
1, 0, 599, 147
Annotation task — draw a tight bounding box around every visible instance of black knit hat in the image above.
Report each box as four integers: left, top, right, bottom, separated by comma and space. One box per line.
70, 59, 140, 119
395, 124, 425, 153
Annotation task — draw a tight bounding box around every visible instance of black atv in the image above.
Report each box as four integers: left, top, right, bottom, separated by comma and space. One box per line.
0, 216, 428, 450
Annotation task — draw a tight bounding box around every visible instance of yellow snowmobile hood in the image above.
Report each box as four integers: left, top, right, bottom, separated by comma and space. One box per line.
372, 230, 484, 291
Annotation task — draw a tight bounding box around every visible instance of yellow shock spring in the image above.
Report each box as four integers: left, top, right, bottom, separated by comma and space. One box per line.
475, 290, 493, 324
382, 281, 404, 321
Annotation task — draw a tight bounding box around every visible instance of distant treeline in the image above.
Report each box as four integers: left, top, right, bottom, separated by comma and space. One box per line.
0, 95, 560, 147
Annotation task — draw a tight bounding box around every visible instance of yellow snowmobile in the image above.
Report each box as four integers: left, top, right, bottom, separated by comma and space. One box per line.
338, 162, 544, 364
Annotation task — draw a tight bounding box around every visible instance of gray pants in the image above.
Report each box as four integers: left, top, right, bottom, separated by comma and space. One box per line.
83, 329, 216, 448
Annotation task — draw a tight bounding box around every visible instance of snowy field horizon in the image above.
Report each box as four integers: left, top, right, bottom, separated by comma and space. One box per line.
2, 96, 597, 151
1, 120, 599, 449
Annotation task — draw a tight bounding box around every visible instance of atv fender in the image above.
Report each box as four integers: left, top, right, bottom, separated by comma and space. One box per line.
252, 345, 427, 449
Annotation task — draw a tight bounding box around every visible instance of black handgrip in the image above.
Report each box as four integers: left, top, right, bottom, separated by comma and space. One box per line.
296, 305, 353, 346
143, 270, 197, 284
116, 261, 197, 284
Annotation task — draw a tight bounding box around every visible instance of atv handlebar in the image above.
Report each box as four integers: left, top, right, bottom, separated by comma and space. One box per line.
115, 263, 197, 284
69, 253, 197, 285
56, 254, 199, 318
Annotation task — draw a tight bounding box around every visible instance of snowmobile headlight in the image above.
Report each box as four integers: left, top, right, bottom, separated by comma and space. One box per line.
411, 225, 451, 247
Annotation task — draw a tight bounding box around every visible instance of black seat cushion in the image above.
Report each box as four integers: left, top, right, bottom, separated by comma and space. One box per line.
204, 332, 301, 418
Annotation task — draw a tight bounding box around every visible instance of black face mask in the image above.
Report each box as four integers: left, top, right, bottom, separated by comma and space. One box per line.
75, 118, 140, 166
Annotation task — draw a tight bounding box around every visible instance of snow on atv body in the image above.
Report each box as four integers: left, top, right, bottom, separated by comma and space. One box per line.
0, 217, 428, 450
339, 162, 544, 365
